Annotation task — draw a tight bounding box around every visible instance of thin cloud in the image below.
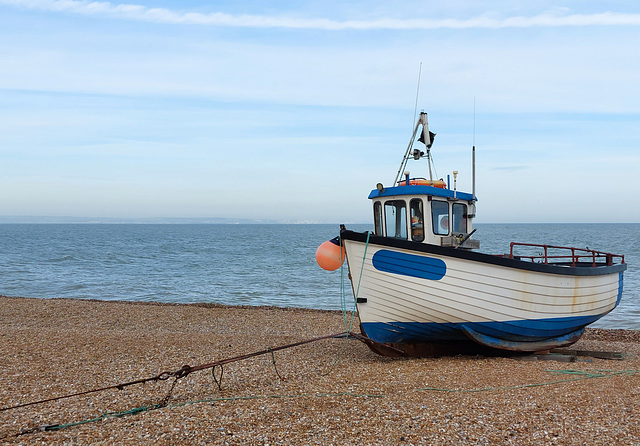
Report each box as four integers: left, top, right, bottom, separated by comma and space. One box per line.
490, 165, 529, 172
3, 0, 640, 29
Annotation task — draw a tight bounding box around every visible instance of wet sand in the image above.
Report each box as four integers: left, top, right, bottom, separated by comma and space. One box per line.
1, 295, 639, 445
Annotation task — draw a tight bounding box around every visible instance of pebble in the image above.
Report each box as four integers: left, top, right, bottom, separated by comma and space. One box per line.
1, 296, 640, 445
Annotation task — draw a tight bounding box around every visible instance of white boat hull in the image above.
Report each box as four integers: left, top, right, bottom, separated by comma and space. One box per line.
341, 230, 625, 354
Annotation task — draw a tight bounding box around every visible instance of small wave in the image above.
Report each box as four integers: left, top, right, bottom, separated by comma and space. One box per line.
45, 255, 78, 262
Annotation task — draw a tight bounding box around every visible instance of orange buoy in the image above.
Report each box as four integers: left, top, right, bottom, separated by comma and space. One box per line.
315, 238, 346, 271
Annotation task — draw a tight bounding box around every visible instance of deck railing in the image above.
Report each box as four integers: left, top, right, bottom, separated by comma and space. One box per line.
508, 242, 625, 267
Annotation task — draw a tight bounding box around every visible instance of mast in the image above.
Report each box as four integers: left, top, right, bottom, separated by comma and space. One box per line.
472, 145, 476, 201
472, 97, 477, 202
394, 112, 432, 185
422, 113, 434, 183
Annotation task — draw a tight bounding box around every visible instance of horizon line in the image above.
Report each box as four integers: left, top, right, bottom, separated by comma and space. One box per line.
0, 216, 635, 225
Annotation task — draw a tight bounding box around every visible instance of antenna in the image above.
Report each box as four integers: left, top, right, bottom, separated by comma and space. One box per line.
394, 63, 424, 185
412, 62, 422, 129
472, 97, 476, 202
473, 96, 476, 147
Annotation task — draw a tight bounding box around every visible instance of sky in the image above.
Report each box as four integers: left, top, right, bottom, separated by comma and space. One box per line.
1, 1, 639, 223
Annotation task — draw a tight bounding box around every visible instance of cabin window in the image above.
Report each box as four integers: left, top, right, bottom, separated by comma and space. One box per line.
452, 203, 467, 234
432, 200, 449, 235
384, 200, 407, 239
373, 201, 383, 236
410, 199, 424, 242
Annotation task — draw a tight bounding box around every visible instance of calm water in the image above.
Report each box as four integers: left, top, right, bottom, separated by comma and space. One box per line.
0, 223, 638, 329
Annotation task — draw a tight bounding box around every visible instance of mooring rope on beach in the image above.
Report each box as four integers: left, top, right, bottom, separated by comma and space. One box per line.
319, 232, 368, 377
417, 368, 640, 393
4, 367, 639, 440
0, 331, 353, 414
8, 390, 388, 438
0, 329, 373, 441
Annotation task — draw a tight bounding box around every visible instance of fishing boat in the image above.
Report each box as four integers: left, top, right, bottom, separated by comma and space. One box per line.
316, 111, 627, 357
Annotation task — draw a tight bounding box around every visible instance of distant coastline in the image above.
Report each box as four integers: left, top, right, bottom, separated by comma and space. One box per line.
0, 216, 369, 224
0, 217, 634, 225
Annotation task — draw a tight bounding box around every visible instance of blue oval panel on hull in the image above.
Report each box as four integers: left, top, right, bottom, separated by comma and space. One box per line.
371, 250, 446, 280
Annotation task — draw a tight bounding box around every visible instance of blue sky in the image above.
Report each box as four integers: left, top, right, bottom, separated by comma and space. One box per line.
1, 1, 639, 223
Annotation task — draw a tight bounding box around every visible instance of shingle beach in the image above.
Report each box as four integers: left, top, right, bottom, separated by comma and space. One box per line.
1, 296, 639, 445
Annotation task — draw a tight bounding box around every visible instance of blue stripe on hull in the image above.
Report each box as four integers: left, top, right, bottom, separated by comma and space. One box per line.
617, 272, 625, 305
361, 314, 606, 344
372, 250, 446, 280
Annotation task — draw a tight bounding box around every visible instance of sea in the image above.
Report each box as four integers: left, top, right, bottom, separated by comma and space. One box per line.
0, 223, 638, 330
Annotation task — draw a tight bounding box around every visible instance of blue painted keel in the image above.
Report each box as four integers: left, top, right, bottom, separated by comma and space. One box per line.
361, 314, 603, 353
461, 325, 585, 352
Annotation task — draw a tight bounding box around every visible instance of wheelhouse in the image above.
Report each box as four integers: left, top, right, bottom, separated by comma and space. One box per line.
369, 184, 479, 249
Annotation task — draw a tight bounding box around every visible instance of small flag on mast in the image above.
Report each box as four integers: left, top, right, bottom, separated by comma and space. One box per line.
418, 129, 436, 148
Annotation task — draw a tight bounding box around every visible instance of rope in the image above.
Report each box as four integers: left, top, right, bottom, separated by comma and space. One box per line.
211, 365, 224, 391
4, 391, 386, 439
7, 368, 636, 440
340, 231, 370, 335
159, 378, 180, 407
353, 232, 371, 314
7, 404, 165, 438
418, 369, 640, 393
268, 347, 287, 381
340, 236, 349, 329
0, 331, 350, 414
321, 232, 371, 376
